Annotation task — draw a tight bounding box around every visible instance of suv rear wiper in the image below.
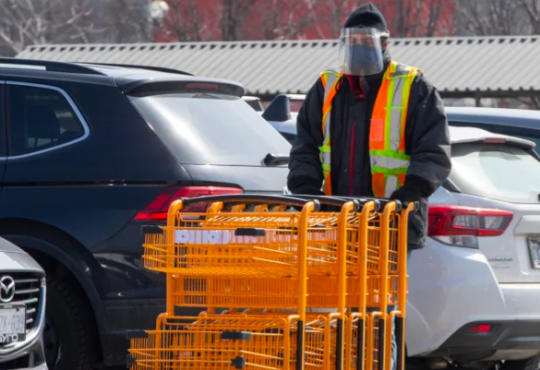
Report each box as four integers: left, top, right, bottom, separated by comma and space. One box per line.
264, 153, 289, 166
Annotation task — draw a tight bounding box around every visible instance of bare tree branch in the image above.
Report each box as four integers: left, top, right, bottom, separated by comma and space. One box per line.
425, 0, 444, 37
518, 0, 540, 34
0, 0, 104, 55
457, 0, 533, 36
221, 0, 259, 41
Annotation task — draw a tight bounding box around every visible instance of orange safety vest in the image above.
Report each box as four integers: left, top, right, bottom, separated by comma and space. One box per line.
319, 61, 420, 197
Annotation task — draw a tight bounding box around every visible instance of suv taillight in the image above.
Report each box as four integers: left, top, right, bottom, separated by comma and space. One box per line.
428, 205, 513, 248
134, 186, 243, 221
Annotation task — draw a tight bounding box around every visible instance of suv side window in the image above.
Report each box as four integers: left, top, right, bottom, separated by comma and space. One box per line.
7, 83, 87, 157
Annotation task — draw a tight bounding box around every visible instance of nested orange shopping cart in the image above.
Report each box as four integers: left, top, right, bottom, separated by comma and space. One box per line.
339, 198, 414, 370
142, 195, 362, 311
141, 195, 343, 370
137, 194, 414, 370
127, 310, 345, 370
299, 196, 414, 370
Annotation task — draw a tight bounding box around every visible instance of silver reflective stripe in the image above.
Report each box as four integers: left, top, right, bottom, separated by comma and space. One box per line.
323, 73, 339, 140
389, 64, 410, 78
370, 155, 409, 170
389, 77, 405, 151
385, 176, 398, 198
378, 63, 412, 197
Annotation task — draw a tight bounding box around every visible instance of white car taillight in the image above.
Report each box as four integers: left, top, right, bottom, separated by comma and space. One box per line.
428, 205, 513, 248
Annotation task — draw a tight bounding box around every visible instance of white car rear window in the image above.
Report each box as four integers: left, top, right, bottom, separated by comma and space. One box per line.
451, 143, 540, 203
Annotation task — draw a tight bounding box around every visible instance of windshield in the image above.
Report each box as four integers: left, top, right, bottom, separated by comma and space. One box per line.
129, 93, 291, 166
451, 143, 540, 203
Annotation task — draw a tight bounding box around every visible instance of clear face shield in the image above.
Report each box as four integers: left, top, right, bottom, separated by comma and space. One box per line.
338, 27, 388, 76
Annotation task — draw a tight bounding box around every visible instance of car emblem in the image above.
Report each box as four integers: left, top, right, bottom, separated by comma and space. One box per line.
0, 276, 15, 303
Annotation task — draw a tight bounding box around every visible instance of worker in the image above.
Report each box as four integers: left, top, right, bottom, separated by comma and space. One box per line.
287, 2, 452, 369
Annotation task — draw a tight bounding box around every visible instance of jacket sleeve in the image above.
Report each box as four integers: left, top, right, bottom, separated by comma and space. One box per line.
405, 73, 452, 197
287, 78, 326, 195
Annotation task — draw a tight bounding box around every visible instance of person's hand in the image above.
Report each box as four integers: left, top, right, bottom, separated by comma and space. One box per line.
390, 184, 421, 203
289, 176, 325, 196
390, 175, 431, 203
293, 186, 325, 196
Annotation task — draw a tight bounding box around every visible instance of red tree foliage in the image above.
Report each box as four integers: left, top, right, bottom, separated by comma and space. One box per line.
155, 0, 456, 42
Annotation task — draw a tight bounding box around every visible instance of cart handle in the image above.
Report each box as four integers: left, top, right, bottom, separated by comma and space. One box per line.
312, 196, 383, 211
179, 194, 321, 211
334, 197, 419, 212
294, 195, 363, 211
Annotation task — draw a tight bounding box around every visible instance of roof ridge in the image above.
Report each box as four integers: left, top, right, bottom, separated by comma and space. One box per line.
25, 34, 540, 52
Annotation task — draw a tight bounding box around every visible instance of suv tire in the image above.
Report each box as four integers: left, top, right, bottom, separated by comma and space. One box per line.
502, 355, 540, 370
45, 277, 99, 370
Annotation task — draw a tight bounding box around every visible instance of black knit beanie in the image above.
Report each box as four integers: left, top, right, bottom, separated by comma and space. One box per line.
344, 3, 388, 31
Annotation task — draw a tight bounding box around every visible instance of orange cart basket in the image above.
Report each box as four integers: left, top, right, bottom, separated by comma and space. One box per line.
144, 195, 360, 278
127, 311, 343, 370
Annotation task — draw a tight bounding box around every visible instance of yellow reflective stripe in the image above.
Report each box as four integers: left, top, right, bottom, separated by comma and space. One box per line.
320, 70, 343, 196
320, 144, 331, 153
371, 61, 418, 196
372, 166, 408, 175
321, 70, 340, 86
324, 70, 341, 78
321, 73, 327, 87
369, 149, 410, 161
384, 62, 397, 151
401, 69, 413, 145
389, 80, 404, 151
388, 63, 413, 79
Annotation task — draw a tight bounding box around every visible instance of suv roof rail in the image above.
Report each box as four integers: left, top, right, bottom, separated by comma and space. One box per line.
82, 62, 194, 76
0, 58, 106, 76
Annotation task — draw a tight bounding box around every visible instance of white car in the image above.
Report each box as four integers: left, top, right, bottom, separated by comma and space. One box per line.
0, 238, 47, 370
241, 96, 265, 113
408, 126, 540, 370
264, 103, 540, 370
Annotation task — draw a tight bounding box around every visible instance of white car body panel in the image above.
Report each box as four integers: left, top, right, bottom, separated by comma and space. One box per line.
268, 110, 540, 362
408, 189, 540, 359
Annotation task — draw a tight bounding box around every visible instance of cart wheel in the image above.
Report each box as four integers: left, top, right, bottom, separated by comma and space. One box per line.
45, 277, 99, 370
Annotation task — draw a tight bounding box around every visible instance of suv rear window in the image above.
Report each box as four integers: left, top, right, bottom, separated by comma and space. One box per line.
451, 143, 540, 203
129, 93, 290, 166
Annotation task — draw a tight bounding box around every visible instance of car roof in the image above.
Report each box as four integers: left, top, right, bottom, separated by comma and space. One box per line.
285, 94, 306, 100
449, 126, 534, 147
72, 63, 246, 94
0, 58, 244, 94
281, 104, 540, 131
268, 118, 535, 148
445, 107, 540, 130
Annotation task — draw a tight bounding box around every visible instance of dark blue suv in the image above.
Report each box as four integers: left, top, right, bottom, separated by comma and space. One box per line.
0, 59, 290, 370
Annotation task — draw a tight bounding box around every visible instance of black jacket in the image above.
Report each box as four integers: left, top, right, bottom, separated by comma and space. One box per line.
287, 61, 452, 249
